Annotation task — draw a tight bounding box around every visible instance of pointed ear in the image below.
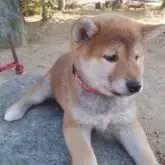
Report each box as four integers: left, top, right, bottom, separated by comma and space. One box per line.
141, 24, 165, 42
71, 17, 99, 43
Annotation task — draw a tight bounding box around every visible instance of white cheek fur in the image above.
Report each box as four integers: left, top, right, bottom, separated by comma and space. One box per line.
78, 58, 111, 86
76, 55, 144, 95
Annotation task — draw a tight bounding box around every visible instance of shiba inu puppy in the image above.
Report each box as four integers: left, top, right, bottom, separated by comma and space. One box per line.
4, 14, 165, 165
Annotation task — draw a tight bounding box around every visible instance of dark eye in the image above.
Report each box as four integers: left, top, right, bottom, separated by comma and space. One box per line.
135, 55, 140, 60
104, 54, 118, 62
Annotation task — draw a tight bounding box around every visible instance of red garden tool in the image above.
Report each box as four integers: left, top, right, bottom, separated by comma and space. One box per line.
0, 33, 25, 74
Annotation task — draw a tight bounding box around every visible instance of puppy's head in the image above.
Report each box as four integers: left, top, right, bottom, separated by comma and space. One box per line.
71, 14, 165, 97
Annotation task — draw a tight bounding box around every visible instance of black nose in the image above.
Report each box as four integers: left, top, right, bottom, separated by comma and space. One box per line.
126, 80, 141, 93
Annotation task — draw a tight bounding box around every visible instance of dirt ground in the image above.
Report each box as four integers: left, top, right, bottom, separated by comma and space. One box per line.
0, 8, 165, 164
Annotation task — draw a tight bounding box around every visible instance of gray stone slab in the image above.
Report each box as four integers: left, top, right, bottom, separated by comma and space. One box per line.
0, 75, 134, 165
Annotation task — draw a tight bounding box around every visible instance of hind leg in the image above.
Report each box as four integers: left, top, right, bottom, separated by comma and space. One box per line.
4, 74, 52, 122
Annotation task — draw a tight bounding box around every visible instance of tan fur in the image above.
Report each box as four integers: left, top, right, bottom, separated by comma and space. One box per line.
4, 14, 165, 165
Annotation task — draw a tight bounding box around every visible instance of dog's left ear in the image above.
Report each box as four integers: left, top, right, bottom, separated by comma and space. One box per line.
141, 24, 165, 41
71, 17, 99, 43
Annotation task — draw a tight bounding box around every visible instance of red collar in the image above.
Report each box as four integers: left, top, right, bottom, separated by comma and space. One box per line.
72, 65, 105, 96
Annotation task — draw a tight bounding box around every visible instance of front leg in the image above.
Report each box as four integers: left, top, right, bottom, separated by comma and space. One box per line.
4, 74, 52, 121
63, 113, 98, 165
113, 119, 159, 165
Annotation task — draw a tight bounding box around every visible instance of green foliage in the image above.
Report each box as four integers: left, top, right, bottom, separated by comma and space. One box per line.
19, 0, 42, 16
19, 0, 58, 17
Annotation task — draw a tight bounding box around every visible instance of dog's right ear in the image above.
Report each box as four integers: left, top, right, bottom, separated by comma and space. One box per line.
141, 24, 165, 42
71, 17, 99, 43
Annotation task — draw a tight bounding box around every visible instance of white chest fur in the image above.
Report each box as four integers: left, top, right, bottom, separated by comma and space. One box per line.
72, 93, 137, 131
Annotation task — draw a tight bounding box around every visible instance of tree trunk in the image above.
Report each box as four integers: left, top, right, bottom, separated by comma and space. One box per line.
160, 0, 165, 10
41, 0, 47, 21
58, 0, 66, 10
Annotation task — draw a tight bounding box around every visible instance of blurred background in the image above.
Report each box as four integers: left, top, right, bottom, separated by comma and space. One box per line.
0, 0, 165, 82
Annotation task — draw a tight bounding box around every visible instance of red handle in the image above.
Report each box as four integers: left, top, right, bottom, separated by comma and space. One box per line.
0, 62, 24, 74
